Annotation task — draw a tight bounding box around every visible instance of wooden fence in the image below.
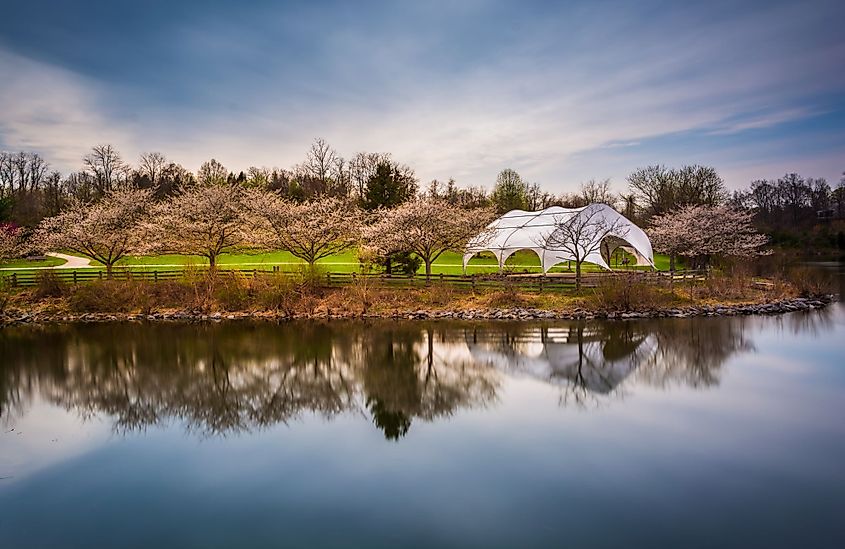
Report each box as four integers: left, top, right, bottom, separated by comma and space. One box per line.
0, 267, 705, 293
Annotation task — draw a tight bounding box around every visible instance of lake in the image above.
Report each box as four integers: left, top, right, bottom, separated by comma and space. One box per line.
1, 286, 844, 547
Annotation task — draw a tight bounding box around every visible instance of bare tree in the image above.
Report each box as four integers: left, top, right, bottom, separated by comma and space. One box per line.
196, 158, 229, 186
247, 190, 361, 267
7, 151, 49, 194
580, 179, 617, 208
0, 153, 13, 198
365, 198, 494, 279
542, 205, 629, 290
41, 170, 65, 217
526, 182, 553, 210
84, 145, 129, 195
304, 138, 337, 187
33, 187, 153, 276
138, 152, 167, 187
330, 155, 351, 197
246, 166, 272, 188
147, 184, 258, 269
627, 165, 726, 220
349, 152, 389, 200
833, 175, 845, 218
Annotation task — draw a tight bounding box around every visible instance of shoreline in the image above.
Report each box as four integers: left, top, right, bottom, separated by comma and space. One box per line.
1, 295, 835, 326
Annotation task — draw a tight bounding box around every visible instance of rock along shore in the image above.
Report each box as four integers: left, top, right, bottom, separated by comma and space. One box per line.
0, 295, 835, 326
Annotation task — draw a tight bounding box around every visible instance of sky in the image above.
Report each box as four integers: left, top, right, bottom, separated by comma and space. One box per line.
0, 0, 843, 192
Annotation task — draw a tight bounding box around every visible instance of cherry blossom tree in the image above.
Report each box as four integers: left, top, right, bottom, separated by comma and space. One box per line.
649, 205, 768, 269
365, 198, 494, 279
0, 222, 22, 262
148, 184, 259, 269
543, 205, 629, 291
247, 190, 361, 267
33, 187, 153, 276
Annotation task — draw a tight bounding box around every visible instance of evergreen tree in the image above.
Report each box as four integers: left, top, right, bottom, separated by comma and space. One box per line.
363, 162, 416, 210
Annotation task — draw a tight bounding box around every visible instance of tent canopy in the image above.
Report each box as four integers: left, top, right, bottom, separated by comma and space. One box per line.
463, 204, 654, 272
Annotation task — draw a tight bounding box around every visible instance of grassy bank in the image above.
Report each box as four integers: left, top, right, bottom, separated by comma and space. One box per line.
2, 266, 820, 321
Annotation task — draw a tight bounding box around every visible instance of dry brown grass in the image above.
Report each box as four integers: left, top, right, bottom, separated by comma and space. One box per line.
586, 273, 679, 312
777, 266, 836, 298
33, 271, 66, 299
3, 267, 815, 318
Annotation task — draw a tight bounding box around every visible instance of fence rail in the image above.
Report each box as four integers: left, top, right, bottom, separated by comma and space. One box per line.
0, 266, 707, 292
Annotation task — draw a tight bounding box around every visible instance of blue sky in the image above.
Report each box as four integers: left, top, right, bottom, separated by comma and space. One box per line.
0, 0, 843, 191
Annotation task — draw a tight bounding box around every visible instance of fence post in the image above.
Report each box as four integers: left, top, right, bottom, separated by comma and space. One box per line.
73, 270, 78, 284
326, 272, 331, 287
98, 271, 103, 280
11, 273, 17, 288
154, 271, 159, 283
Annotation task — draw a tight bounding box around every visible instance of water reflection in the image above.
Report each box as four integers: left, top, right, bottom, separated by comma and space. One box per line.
0, 313, 833, 439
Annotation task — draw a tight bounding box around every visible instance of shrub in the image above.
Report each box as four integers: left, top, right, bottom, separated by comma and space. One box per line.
0, 277, 11, 312
142, 280, 194, 311
692, 269, 759, 301
251, 273, 301, 316
588, 273, 672, 311
779, 266, 837, 298
34, 270, 65, 299
297, 264, 328, 293
346, 274, 376, 314
486, 279, 532, 308
415, 283, 456, 307
212, 271, 251, 311
67, 280, 138, 312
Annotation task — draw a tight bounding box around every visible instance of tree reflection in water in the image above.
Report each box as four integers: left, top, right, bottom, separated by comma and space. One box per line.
0, 313, 831, 438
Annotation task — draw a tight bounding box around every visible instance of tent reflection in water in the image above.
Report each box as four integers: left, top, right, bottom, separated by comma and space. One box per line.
465, 325, 658, 394
463, 203, 655, 272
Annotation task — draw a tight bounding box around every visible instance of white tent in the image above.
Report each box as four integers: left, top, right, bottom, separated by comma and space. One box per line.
463, 204, 654, 272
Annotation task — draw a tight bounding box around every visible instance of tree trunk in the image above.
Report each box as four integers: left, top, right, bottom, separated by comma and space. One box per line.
575, 261, 582, 292
106, 262, 113, 279
425, 260, 432, 282
209, 254, 216, 272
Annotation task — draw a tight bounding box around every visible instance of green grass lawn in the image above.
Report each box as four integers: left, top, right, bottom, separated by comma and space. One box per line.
0, 255, 66, 269
2, 248, 675, 276
106, 249, 673, 274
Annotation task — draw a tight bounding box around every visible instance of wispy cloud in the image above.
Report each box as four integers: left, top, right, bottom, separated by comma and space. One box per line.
707, 107, 826, 135
0, 51, 133, 169
0, 0, 843, 190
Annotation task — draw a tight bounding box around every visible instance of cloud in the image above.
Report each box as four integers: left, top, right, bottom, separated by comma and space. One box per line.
0, 50, 135, 170
0, 1, 843, 190
707, 107, 826, 135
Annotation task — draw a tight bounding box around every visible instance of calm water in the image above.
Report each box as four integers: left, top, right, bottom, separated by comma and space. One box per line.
1, 291, 844, 547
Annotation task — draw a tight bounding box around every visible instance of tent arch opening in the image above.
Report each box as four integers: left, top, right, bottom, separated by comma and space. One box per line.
463, 204, 655, 274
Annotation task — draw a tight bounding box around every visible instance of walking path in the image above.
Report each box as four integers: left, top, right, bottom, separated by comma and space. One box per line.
46, 253, 92, 269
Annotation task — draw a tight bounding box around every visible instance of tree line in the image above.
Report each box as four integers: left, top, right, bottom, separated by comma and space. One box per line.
2, 138, 842, 226
1, 138, 840, 278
